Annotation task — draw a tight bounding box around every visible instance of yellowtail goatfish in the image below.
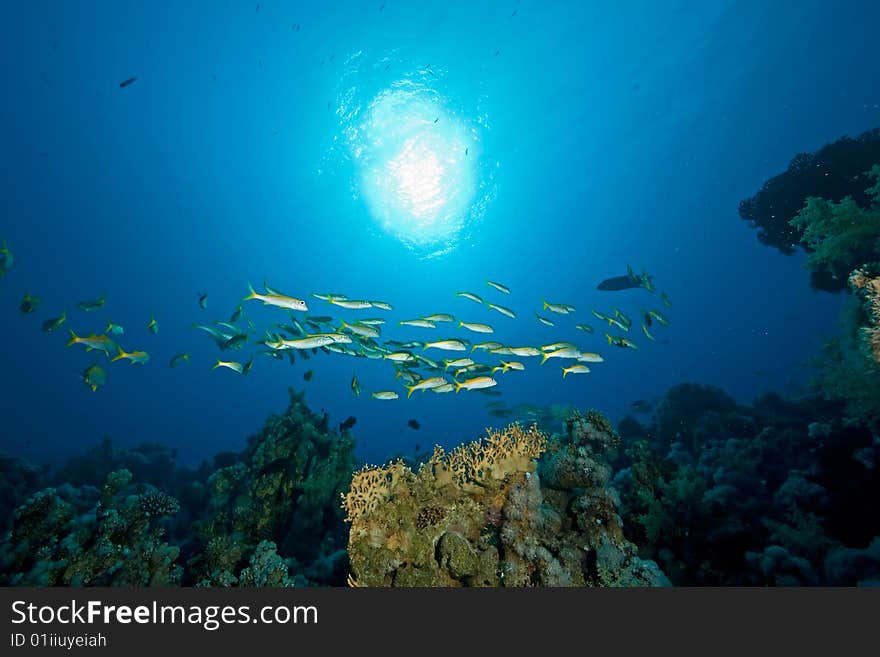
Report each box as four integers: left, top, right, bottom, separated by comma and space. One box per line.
369, 300, 393, 311
444, 358, 474, 369
505, 346, 542, 357
456, 292, 483, 304
111, 347, 150, 364
371, 391, 399, 400
400, 319, 436, 329
41, 310, 66, 333
431, 383, 455, 394
169, 352, 190, 367
213, 359, 244, 374
384, 352, 416, 363
351, 372, 362, 396
577, 352, 604, 363
535, 313, 554, 327
541, 348, 581, 364
575, 324, 594, 333
487, 303, 516, 319
454, 376, 497, 393
606, 333, 638, 349
424, 339, 468, 352
105, 321, 124, 335
562, 364, 590, 378
67, 330, 115, 355
459, 321, 494, 333
311, 292, 346, 302
340, 320, 380, 338
647, 309, 669, 327
486, 280, 510, 294
267, 335, 337, 350
492, 361, 525, 374
81, 363, 107, 392
543, 300, 573, 314
613, 309, 632, 328
147, 315, 159, 334
406, 376, 449, 397
424, 313, 455, 322
19, 292, 40, 314
642, 324, 655, 341
77, 294, 105, 312
329, 298, 373, 310
472, 341, 503, 352
542, 342, 576, 352
244, 282, 308, 311
661, 292, 672, 308
591, 309, 607, 321
0, 240, 13, 276
359, 318, 387, 325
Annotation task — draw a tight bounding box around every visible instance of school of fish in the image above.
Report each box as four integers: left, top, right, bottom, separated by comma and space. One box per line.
4, 242, 672, 399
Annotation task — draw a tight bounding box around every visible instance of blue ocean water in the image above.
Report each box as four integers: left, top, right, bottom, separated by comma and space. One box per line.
1, 0, 877, 469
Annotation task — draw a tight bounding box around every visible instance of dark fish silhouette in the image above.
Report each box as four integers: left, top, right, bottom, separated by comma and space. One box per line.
598, 264, 655, 292
118, 77, 137, 88
407, 419, 421, 430
303, 369, 313, 381
340, 416, 357, 431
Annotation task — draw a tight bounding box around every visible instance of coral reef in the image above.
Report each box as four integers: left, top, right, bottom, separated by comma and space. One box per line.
344, 418, 668, 587
0, 469, 181, 586
0, 455, 44, 536
788, 164, 880, 290
188, 388, 355, 586
614, 384, 880, 585
738, 127, 880, 290
849, 266, 880, 364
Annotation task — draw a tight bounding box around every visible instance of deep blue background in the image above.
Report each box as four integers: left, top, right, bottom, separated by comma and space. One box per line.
2, 1, 878, 468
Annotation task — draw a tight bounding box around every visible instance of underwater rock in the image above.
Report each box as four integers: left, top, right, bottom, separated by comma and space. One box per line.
343, 418, 668, 587
188, 387, 355, 586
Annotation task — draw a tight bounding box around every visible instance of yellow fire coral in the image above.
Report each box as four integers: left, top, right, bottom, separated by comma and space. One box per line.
431, 423, 548, 493
341, 459, 409, 522
341, 423, 547, 522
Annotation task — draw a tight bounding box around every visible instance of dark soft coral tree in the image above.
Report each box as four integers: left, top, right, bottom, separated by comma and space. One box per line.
738, 127, 880, 291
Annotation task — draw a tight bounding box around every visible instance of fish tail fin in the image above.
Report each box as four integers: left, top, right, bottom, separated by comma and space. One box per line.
542, 300, 549, 310
243, 282, 258, 301
406, 385, 415, 399
90, 384, 97, 392
110, 346, 126, 362
66, 329, 78, 346
211, 360, 222, 370
540, 353, 550, 365
454, 382, 463, 393
605, 333, 613, 345
562, 368, 569, 379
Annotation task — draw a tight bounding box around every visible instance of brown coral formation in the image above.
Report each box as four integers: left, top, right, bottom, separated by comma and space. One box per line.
343, 420, 668, 587
849, 266, 880, 364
